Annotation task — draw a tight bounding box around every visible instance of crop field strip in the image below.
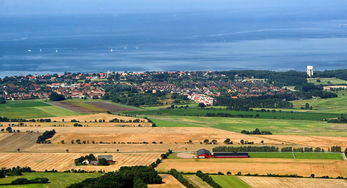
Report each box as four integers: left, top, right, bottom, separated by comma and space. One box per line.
211, 175, 251, 188
148, 174, 185, 188
239, 176, 347, 188
0, 100, 80, 119
157, 158, 347, 177
0, 153, 162, 172
127, 108, 343, 121
147, 115, 347, 137
184, 175, 212, 188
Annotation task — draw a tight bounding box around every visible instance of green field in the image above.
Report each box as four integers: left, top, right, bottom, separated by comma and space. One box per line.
128, 108, 341, 121
308, 78, 347, 85
292, 90, 347, 114
210, 175, 251, 188
147, 115, 347, 136
249, 152, 343, 160
0, 100, 80, 119
0, 172, 102, 188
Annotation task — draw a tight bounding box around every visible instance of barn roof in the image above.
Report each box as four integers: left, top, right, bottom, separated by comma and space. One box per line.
197, 149, 211, 156
98, 155, 113, 161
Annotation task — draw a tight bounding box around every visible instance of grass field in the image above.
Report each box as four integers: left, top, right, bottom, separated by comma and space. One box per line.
0, 100, 80, 119
308, 78, 347, 85
292, 90, 347, 114
248, 152, 343, 160
0, 172, 101, 188
147, 115, 347, 136
184, 175, 212, 188
128, 108, 342, 121
62, 100, 106, 112
210, 175, 251, 188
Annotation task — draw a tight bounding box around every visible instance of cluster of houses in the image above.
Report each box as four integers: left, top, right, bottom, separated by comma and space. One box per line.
0, 71, 290, 101
188, 94, 214, 106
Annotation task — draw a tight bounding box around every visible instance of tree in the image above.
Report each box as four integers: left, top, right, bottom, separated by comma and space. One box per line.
198, 103, 206, 108
49, 92, 65, 101
0, 97, 6, 104
6, 127, 12, 133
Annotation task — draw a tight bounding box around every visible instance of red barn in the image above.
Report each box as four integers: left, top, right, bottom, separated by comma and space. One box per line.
197, 149, 212, 158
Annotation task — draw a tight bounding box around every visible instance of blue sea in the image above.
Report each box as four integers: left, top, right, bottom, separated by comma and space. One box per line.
1, 8, 347, 76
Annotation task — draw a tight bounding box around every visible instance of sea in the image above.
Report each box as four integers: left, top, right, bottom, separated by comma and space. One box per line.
1, 8, 347, 77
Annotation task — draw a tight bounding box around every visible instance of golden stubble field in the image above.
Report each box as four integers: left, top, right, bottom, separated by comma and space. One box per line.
0, 113, 152, 127
239, 176, 347, 188
156, 158, 347, 177
0, 152, 161, 172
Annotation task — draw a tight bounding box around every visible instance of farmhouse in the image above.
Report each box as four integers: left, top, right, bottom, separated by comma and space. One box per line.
98, 155, 115, 163
197, 149, 250, 158
197, 149, 213, 158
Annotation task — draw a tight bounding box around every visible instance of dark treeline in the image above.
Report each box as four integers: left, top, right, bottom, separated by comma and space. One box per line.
327, 115, 347, 123
11, 178, 49, 185
219, 70, 308, 87
215, 97, 293, 111
36, 130, 56, 144
169, 169, 194, 188
241, 128, 272, 135
196, 170, 222, 188
315, 69, 347, 80
281, 147, 325, 152
206, 113, 255, 118
0, 167, 33, 178
49, 92, 66, 101
213, 146, 279, 152
213, 146, 342, 153
0, 117, 51, 122
0, 97, 6, 104
103, 85, 162, 106
67, 166, 162, 188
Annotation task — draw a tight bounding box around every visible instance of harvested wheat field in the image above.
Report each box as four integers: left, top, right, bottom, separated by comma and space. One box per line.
0, 121, 152, 128
0, 132, 41, 152
239, 176, 347, 188
148, 174, 185, 188
156, 158, 347, 177
14, 127, 281, 145
259, 135, 347, 149
0, 152, 161, 172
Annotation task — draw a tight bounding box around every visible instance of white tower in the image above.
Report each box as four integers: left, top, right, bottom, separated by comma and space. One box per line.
307, 65, 314, 77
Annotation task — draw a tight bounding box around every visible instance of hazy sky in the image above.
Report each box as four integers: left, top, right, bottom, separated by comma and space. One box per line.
1, 0, 346, 15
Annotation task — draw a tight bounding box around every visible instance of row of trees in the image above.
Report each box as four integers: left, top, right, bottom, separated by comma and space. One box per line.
169, 169, 194, 188
36, 130, 56, 144
196, 170, 222, 188
213, 146, 279, 152
213, 146, 343, 153
68, 166, 162, 188
241, 128, 272, 135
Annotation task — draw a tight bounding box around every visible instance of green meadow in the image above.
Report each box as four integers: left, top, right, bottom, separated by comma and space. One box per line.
249, 152, 343, 160
128, 108, 341, 121
0, 172, 101, 188
0, 100, 80, 119
308, 78, 347, 85
147, 115, 347, 136
292, 90, 347, 114
210, 175, 251, 188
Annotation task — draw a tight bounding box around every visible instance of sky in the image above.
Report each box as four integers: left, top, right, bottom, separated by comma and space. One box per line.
1, 0, 347, 16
